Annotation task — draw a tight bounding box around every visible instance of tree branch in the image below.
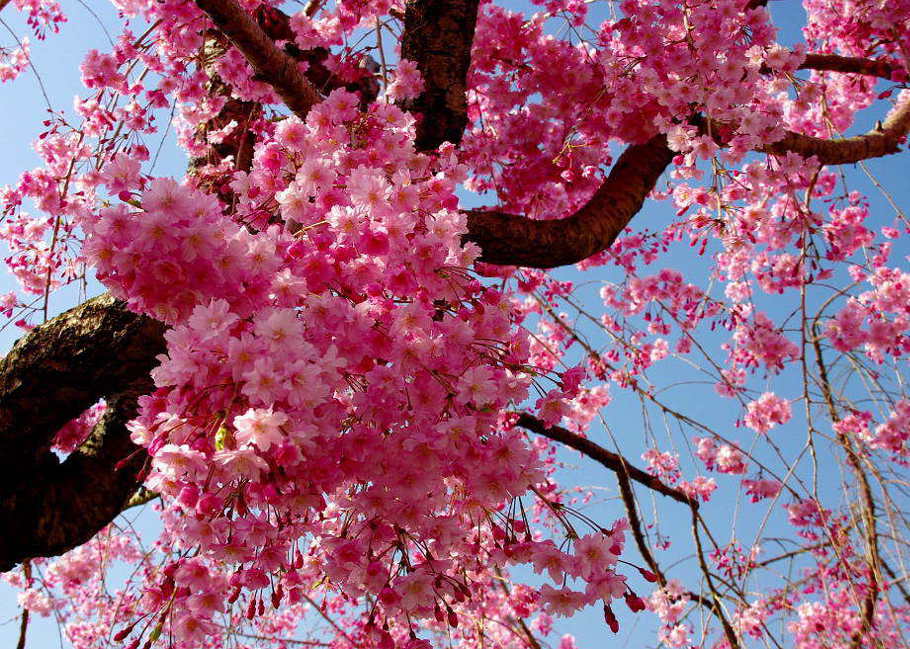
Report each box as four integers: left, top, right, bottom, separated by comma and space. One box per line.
0, 294, 166, 571
0, 294, 165, 472
514, 412, 697, 507
799, 53, 901, 80
763, 98, 910, 164
0, 378, 154, 572
194, 0, 321, 121
400, 0, 481, 150
191, 0, 669, 270
465, 135, 675, 268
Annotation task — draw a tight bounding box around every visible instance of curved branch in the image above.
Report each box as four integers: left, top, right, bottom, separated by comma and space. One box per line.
763, 98, 910, 164
0, 294, 165, 471
0, 378, 154, 572
400, 0, 481, 150
194, 0, 321, 120
0, 294, 166, 571
465, 135, 675, 268
190, 0, 669, 270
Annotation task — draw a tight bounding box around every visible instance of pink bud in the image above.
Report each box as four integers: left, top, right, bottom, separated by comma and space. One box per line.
638, 568, 659, 583
624, 592, 646, 613
603, 604, 620, 633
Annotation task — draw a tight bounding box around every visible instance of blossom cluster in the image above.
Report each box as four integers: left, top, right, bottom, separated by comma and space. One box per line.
0, 0, 908, 648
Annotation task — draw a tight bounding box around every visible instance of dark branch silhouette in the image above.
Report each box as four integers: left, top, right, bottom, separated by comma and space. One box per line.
400, 0, 481, 150
0, 295, 165, 570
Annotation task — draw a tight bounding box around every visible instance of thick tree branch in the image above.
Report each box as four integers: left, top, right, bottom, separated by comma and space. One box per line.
0, 378, 154, 572
465, 135, 675, 268
514, 412, 697, 507
400, 0, 481, 150
763, 98, 910, 164
194, 0, 321, 120
191, 0, 668, 270
0, 294, 165, 571
0, 294, 165, 472
799, 53, 901, 80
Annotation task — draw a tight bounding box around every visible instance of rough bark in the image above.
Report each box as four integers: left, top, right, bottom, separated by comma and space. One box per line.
465, 135, 676, 268
400, 0, 481, 150
0, 294, 166, 571
194, 0, 321, 120
764, 99, 910, 164
0, 377, 154, 572
0, 294, 165, 473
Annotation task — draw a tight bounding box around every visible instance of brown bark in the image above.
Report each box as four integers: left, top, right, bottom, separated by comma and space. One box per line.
800, 53, 901, 80
465, 135, 675, 268
400, 0, 481, 150
253, 6, 379, 105
0, 294, 166, 571
0, 294, 165, 471
515, 412, 697, 506
764, 99, 910, 164
0, 377, 154, 572
194, 0, 321, 120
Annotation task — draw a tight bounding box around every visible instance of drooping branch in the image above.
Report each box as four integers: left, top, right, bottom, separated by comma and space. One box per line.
400, 0, 481, 150
514, 412, 697, 506
465, 135, 675, 268
517, 413, 745, 646
0, 294, 166, 571
194, 0, 321, 120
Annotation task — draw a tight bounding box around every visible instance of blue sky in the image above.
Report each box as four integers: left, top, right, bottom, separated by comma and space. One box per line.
1, 1, 908, 648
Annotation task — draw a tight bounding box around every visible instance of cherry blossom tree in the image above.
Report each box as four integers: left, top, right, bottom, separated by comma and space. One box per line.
1, 0, 909, 648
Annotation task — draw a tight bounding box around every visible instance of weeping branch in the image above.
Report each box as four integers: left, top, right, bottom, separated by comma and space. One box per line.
516, 412, 741, 648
